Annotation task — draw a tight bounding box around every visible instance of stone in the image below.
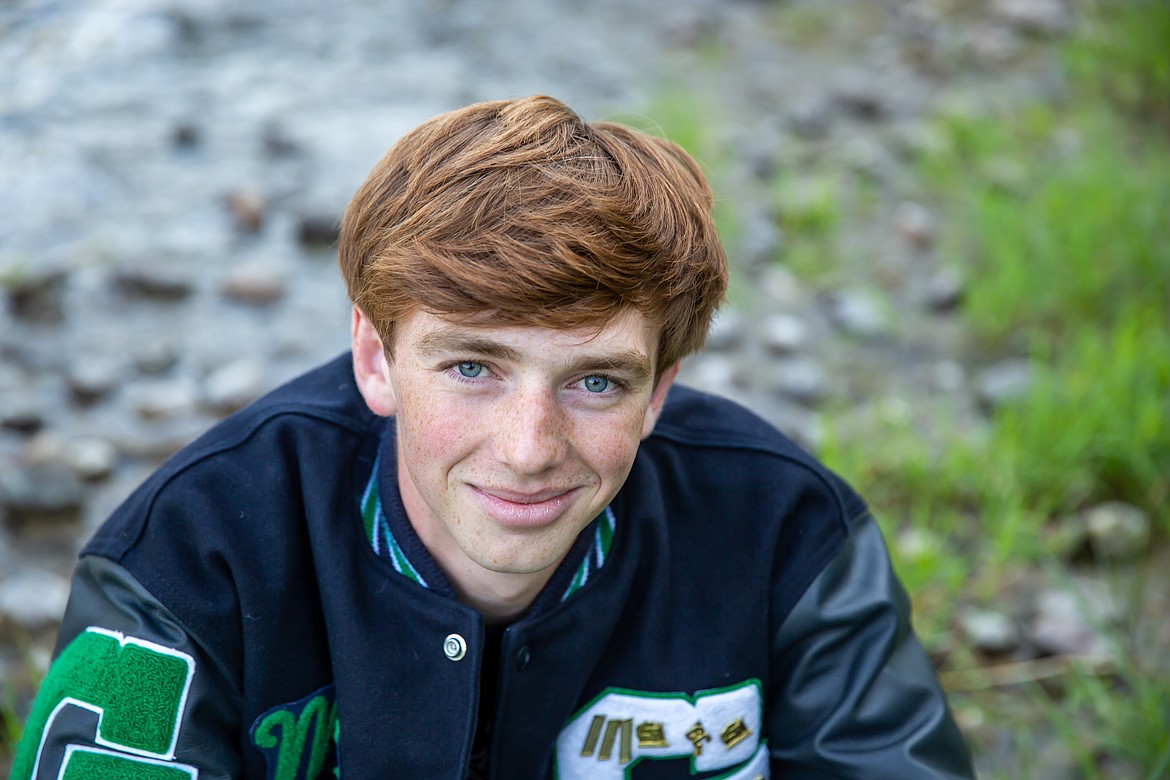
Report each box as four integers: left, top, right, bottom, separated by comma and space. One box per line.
67, 357, 122, 405
736, 215, 782, 267
759, 313, 808, 355
897, 527, 942, 563
769, 356, 828, 406
704, 308, 745, 352
262, 124, 301, 158
980, 156, 1028, 193
931, 361, 965, 393
3, 263, 69, 323
1, 406, 44, 436
759, 266, 809, 310
756, 398, 821, 452
1046, 511, 1089, 560
958, 607, 1020, 654
224, 188, 266, 233
172, 121, 201, 149
1083, 501, 1151, 563
824, 287, 893, 338
787, 98, 833, 140
204, 358, 267, 414
894, 201, 937, 250
967, 25, 1024, 65
890, 121, 952, 161
0, 567, 70, 631
682, 353, 741, 396
976, 359, 1033, 408
112, 418, 209, 461
66, 438, 120, 481
221, 261, 287, 306
1028, 589, 1109, 657
127, 378, 200, 420
115, 264, 195, 301
134, 339, 179, 375
296, 213, 340, 248
924, 266, 965, 312
841, 136, 893, 180
990, 0, 1072, 38
833, 74, 887, 121
0, 457, 84, 528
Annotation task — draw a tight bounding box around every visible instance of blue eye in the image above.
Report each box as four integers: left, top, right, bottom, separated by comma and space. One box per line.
456, 362, 485, 378
582, 375, 610, 393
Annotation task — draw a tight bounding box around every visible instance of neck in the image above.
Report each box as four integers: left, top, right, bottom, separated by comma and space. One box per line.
446, 565, 555, 625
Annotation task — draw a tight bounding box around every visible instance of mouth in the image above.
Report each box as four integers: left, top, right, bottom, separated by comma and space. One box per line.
470, 485, 581, 527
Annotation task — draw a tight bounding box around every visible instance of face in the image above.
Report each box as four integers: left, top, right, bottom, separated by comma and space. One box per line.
352, 307, 678, 590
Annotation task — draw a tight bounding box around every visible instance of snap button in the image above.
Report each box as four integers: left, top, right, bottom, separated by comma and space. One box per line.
443, 633, 467, 662
515, 645, 531, 670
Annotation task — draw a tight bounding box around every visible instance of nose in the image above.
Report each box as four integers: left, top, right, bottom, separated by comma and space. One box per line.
495, 385, 568, 475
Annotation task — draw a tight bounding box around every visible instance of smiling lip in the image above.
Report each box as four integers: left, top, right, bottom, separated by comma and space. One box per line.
470, 485, 580, 527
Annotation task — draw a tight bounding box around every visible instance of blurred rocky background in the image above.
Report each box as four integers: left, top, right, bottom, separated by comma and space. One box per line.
2, 0, 1168, 777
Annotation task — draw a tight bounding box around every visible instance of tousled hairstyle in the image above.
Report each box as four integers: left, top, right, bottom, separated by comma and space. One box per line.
338, 95, 728, 379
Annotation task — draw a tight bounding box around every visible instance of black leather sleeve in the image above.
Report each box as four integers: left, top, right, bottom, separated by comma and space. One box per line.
11, 555, 242, 780
767, 514, 975, 778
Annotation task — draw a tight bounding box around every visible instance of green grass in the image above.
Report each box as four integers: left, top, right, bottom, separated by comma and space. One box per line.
909, 106, 1170, 530
1063, 0, 1170, 125
811, 2, 1170, 776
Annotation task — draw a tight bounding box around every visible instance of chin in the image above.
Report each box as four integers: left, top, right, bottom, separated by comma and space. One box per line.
472, 545, 568, 577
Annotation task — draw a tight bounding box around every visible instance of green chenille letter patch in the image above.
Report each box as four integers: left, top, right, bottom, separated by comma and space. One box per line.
12, 626, 197, 780
250, 684, 341, 780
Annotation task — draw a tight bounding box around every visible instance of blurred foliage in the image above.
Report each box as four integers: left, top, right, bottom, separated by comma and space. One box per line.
816, 1, 1170, 776
1064, 0, 1170, 126
912, 98, 1170, 538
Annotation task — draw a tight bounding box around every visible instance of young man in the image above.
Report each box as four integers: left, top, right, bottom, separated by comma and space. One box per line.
14, 96, 974, 779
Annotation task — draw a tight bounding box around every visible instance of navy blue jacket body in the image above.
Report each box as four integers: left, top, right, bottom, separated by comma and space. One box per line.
14, 353, 974, 779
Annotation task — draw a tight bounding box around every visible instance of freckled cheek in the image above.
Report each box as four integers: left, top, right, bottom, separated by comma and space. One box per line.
575, 415, 646, 480
398, 394, 479, 462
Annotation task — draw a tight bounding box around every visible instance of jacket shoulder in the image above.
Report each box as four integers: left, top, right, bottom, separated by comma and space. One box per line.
651, 384, 863, 516
84, 353, 376, 562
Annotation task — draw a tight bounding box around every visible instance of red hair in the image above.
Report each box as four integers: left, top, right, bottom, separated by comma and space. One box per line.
338, 95, 728, 377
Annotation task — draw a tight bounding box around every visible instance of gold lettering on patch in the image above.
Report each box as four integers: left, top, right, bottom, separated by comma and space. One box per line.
580, 714, 605, 757
599, 718, 633, 764
685, 721, 712, 756
721, 717, 753, 749
636, 721, 669, 748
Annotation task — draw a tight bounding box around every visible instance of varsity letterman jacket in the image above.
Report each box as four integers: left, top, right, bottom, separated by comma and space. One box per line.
14, 353, 974, 779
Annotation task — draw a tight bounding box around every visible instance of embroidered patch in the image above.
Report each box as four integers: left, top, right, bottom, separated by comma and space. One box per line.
555, 679, 768, 779
11, 626, 197, 780
250, 684, 340, 780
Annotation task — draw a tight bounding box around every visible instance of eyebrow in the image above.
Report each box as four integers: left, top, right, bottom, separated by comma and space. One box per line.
416, 331, 524, 363
415, 329, 654, 386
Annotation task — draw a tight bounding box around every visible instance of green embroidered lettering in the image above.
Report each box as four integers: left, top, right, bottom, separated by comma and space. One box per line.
252, 694, 338, 780
12, 627, 195, 780
333, 718, 342, 779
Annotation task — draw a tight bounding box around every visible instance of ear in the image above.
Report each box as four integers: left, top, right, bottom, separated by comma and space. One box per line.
641, 362, 680, 439
351, 306, 398, 417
